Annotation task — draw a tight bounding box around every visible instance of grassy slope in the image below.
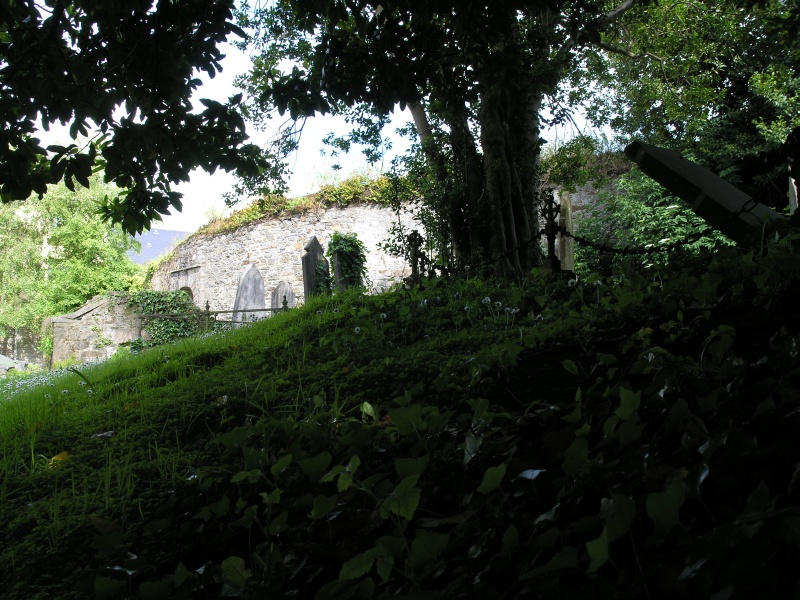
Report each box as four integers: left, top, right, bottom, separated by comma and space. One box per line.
2, 243, 800, 599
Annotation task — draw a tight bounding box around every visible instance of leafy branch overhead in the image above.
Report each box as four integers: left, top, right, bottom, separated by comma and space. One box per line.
0, 0, 276, 234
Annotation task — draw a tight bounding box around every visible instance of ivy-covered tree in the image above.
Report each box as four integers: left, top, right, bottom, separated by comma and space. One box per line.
0, 0, 274, 233
235, 0, 655, 277
0, 177, 141, 340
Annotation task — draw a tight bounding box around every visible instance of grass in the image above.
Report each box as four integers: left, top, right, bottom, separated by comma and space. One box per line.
3, 241, 800, 598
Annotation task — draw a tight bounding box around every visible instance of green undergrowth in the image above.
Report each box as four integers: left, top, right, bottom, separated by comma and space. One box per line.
3, 236, 800, 598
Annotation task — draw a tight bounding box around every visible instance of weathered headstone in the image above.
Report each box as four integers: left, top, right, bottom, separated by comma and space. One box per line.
301, 236, 329, 299
232, 263, 266, 324
625, 141, 786, 244
271, 282, 296, 310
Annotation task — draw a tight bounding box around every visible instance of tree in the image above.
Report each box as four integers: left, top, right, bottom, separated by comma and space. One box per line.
0, 176, 141, 341
0, 0, 274, 234
236, 0, 654, 277
580, 0, 800, 209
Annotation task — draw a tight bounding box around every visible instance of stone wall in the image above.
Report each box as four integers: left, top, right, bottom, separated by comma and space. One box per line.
46, 293, 142, 365
0, 328, 43, 366
150, 203, 417, 311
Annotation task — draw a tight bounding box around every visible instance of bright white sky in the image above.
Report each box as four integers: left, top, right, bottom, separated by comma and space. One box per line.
37, 41, 586, 233
37, 42, 414, 233
157, 43, 416, 231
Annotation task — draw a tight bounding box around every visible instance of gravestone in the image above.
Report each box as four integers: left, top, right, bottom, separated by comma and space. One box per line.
271, 282, 296, 310
625, 141, 786, 244
301, 236, 329, 299
232, 263, 266, 324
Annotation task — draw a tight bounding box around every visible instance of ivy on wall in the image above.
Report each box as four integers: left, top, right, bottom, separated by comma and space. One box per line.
127, 290, 199, 351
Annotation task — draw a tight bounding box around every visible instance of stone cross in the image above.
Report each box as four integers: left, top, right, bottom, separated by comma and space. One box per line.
301, 236, 329, 299
232, 263, 266, 324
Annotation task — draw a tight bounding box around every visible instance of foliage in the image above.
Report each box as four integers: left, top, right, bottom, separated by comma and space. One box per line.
538, 134, 631, 193
0, 0, 277, 234
327, 231, 369, 290
199, 173, 401, 237
236, 0, 657, 276
126, 290, 200, 350
0, 176, 141, 336
573, 168, 734, 277
3, 238, 800, 596
584, 0, 800, 208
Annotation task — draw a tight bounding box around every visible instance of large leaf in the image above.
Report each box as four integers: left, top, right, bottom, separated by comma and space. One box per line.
381, 475, 422, 520
477, 463, 507, 494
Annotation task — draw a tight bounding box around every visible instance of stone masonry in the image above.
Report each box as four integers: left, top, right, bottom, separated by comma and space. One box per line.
150, 203, 417, 311
45, 292, 142, 365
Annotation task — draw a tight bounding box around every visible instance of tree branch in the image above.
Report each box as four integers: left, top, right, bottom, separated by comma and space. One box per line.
594, 0, 638, 30
597, 40, 663, 62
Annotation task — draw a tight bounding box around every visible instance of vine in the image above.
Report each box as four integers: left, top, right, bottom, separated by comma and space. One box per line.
127, 290, 199, 351
327, 231, 369, 290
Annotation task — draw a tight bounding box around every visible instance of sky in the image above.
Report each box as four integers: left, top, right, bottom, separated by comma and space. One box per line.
159, 43, 414, 232
36, 41, 587, 234
35, 42, 414, 233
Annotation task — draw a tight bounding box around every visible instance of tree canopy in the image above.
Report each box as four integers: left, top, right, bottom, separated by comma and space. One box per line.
582, 0, 800, 208
0, 0, 273, 233
0, 176, 141, 339
236, 0, 657, 276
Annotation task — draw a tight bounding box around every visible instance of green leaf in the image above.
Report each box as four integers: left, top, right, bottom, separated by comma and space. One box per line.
267, 510, 289, 535
173, 562, 193, 588
340, 549, 378, 581
389, 404, 426, 435
562, 359, 580, 375
586, 528, 609, 574
646, 476, 685, 541
477, 463, 507, 494
601, 494, 636, 542
309, 494, 339, 520
616, 387, 641, 421
298, 451, 333, 483
361, 401, 377, 420
562, 437, 589, 476
376, 556, 394, 583
395, 455, 430, 479
381, 475, 421, 520
221, 556, 251, 589
501, 524, 519, 556
270, 453, 293, 477
410, 530, 449, 567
